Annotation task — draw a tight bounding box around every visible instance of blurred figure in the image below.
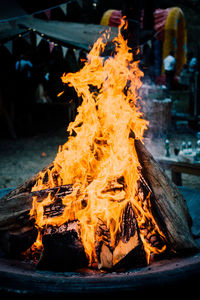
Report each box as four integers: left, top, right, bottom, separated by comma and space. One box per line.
163, 50, 176, 97
15, 54, 34, 135
188, 54, 197, 92
188, 53, 198, 115
15, 54, 33, 78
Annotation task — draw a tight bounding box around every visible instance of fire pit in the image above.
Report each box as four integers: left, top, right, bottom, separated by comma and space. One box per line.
0, 253, 200, 296
0, 19, 199, 294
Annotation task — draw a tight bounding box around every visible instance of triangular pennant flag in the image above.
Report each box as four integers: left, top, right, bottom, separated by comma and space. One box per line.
60, 3, 67, 15
44, 9, 51, 20
74, 49, 81, 62
62, 46, 68, 58
36, 34, 42, 47
4, 40, 13, 54
23, 33, 31, 45
49, 42, 54, 53
77, 0, 83, 8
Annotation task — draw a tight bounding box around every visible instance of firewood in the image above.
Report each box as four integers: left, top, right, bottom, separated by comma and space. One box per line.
0, 184, 73, 231
134, 138, 198, 253
37, 221, 88, 271
97, 203, 147, 270
112, 202, 147, 270
0, 226, 37, 257
0, 163, 53, 201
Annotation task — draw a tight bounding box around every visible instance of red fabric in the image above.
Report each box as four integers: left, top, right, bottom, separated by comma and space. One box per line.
108, 10, 122, 27
154, 8, 170, 40
44, 9, 51, 20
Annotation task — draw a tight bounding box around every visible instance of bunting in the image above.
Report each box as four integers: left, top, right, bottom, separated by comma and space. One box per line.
4, 40, 13, 53
0, 0, 156, 61
60, 4, 67, 15
62, 45, 68, 57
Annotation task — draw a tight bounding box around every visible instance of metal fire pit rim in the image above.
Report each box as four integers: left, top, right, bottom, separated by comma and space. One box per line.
0, 252, 200, 296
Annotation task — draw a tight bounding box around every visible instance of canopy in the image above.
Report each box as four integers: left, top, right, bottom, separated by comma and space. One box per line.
18, 16, 118, 50
0, 0, 28, 42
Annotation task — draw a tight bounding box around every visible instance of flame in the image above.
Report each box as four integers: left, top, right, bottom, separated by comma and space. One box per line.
30, 20, 166, 265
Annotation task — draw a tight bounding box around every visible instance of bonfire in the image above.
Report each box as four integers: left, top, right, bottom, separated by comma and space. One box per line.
0, 20, 197, 271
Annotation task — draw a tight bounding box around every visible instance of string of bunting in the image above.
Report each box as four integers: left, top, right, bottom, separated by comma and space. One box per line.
0, 0, 84, 56
2, 26, 80, 59
0, 0, 157, 58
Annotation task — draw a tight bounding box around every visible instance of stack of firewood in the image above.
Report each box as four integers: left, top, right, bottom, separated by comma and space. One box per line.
0, 139, 197, 271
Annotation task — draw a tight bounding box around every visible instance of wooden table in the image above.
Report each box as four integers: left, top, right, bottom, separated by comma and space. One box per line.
156, 156, 200, 186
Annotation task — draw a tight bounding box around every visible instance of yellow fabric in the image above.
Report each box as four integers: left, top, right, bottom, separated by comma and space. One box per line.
162, 7, 187, 75
100, 9, 115, 26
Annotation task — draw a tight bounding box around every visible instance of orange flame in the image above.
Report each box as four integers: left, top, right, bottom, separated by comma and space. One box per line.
30, 20, 166, 265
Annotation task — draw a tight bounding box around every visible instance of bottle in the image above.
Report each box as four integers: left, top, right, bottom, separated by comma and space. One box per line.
165, 139, 170, 157
181, 141, 187, 154
195, 133, 200, 161
187, 141, 193, 155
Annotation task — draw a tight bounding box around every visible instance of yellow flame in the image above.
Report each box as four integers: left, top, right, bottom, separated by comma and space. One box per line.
30, 20, 166, 265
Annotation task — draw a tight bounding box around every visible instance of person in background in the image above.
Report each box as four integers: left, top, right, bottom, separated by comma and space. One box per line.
15, 54, 33, 80
15, 54, 34, 134
188, 53, 198, 115
188, 54, 197, 92
163, 50, 176, 97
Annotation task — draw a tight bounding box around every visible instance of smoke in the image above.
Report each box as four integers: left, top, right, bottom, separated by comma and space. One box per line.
138, 82, 171, 157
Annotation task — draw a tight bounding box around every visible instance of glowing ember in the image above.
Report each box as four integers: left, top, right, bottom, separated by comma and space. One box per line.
29, 20, 166, 266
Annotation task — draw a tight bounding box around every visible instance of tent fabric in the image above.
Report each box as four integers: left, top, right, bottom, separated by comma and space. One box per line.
0, 22, 28, 43
0, 0, 27, 21
0, 0, 118, 50
18, 16, 118, 50
0, 0, 28, 43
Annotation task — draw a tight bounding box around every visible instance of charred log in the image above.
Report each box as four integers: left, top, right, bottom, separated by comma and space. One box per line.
0, 184, 73, 231
37, 221, 88, 271
0, 226, 37, 257
97, 203, 147, 270
112, 202, 147, 270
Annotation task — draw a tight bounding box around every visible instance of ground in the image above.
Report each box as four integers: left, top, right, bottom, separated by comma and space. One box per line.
0, 124, 199, 190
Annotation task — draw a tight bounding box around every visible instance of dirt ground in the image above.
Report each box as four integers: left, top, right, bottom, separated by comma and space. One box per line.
0, 123, 200, 191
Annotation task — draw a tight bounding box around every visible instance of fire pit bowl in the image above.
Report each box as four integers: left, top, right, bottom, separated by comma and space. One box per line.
0, 252, 200, 297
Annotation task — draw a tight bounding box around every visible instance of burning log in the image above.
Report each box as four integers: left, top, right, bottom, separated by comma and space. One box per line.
135, 139, 197, 253
96, 202, 147, 270
0, 184, 73, 257
36, 201, 147, 271
37, 222, 88, 271
112, 202, 147, 270
0, 183, 73, 231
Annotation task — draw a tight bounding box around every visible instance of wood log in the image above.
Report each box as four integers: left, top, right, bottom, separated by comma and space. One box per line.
97, 202, 147, 270
134, 138, 198, 253
37, 221, 88, 271
112, 202, 147, 270
0, 163, 53, 201
0, 184, 73, 231
0, 226, 38, 257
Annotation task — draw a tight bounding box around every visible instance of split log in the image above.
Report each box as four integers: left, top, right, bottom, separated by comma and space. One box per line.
134, 138, 198, 253
97, 202, 147, 270
112, 202, 147, 270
